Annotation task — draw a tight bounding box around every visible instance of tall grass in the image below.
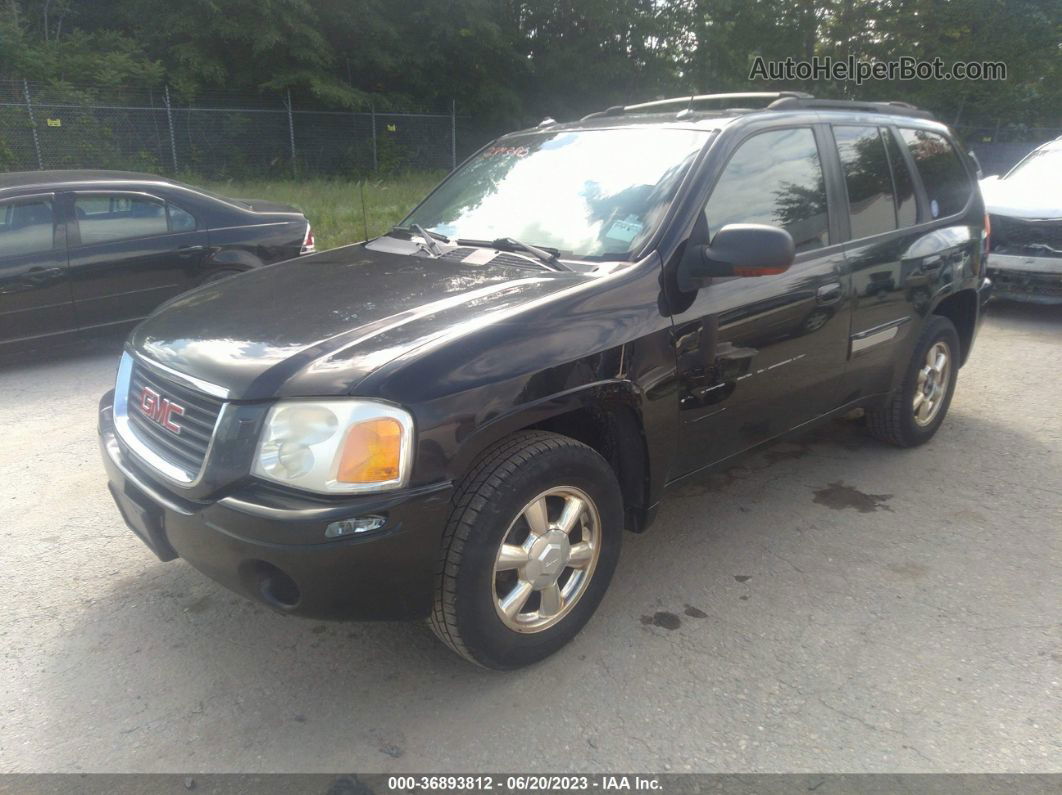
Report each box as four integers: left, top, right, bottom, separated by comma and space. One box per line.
190, 172, 446, 251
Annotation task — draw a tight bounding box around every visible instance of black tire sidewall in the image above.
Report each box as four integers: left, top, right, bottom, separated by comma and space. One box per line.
898, 316, 960, 444
453, 443, 623, 670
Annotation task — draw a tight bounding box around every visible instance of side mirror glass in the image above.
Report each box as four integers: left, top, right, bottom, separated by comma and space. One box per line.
678, 223, 795, 291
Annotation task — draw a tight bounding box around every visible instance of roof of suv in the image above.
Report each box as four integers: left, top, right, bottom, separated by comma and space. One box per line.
509, 92, 946, 137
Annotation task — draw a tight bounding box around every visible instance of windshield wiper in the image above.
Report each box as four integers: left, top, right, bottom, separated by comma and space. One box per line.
456, 237, 571, 271
390, 224, 447, 257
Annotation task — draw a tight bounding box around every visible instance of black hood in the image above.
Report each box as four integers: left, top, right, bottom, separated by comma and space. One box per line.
130, 244, 581, 400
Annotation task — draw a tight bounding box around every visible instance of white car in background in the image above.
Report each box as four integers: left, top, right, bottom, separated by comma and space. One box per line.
979, 136, 1062, 303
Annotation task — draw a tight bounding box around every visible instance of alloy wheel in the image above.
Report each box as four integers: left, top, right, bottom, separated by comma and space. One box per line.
491, 486, 601, 633
913, 340, 950, 427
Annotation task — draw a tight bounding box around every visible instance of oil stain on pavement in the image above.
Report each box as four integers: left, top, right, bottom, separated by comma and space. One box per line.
642, 606, 709, 629
641, 611, 682, 630
813, 481, 892, 513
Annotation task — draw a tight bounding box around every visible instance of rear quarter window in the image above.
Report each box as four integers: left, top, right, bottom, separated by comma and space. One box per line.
167, 203, 196, 232
898, 129, 972, 219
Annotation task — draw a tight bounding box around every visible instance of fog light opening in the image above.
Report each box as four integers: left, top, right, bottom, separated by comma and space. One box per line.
251, 562, 301, 609
325, 514, 386, 539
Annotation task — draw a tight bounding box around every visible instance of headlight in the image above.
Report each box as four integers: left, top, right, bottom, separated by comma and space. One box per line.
253, 400, 414, 494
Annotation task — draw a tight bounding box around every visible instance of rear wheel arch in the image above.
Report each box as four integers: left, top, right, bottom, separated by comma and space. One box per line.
194, 249, 262, 285
932, 288, 978, 366
204, 247, 263, 270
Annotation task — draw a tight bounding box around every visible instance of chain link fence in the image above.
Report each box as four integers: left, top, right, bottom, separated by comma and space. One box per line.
3, 80, 1057, 181
0, 79, 469, 178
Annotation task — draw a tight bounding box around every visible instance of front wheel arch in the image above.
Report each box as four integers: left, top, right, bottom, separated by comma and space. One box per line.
444, 382, 652, 532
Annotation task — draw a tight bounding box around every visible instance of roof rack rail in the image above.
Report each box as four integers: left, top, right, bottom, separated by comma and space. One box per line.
580, 92, 812, 121
626, 92, 813, 112
766, 96, 936, 120
578, 92, 936, 123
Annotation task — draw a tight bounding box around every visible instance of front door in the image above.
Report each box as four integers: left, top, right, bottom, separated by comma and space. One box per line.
0, 192, 75, 350
670, 125, 851, 478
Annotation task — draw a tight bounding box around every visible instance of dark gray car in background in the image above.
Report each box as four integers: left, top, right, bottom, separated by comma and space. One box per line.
0, 170, 314, 353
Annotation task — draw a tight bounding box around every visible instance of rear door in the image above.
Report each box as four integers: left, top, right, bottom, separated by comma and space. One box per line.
0, 192, 76, 350
839, 125, 978, 399
66, 190, 209, 331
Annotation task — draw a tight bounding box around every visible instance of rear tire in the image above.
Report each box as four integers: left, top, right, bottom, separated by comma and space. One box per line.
430, 431, 623, 669
865, 315, 960, 447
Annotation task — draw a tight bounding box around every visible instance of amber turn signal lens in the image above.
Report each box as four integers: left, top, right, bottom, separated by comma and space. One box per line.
336, 418, 403, 483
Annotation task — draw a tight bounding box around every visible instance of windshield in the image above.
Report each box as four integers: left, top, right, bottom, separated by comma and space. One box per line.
1004, 147, 1062, 186
402, 128, 710, 260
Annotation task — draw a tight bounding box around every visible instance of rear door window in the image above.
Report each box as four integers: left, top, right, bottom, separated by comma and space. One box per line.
882, 128, 917, 227
0, 196, 55, 257
833, 125, 898, 240
898, 129, 972, 219
704, 127, 830, 253
75, 194, 168, 245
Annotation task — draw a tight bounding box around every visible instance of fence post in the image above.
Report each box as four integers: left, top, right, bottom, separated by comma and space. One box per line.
451, 98, 457, 170
164, 85, 178, 174
23, 79, 43, 170
286, 90, 297, 178
371, 102, 378, 172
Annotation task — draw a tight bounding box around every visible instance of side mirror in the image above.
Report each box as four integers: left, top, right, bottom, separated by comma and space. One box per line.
678, 223, 795, 291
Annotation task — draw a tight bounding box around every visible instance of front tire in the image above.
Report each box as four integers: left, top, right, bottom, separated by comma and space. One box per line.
430, 431, 623, 669
866, 315, 960, 447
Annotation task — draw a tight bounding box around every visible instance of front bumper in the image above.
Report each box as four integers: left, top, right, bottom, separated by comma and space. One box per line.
99, 392, 453, 620
988, 253, 1062, 304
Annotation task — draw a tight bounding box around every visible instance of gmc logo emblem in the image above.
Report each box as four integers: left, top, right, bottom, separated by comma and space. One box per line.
138, 386, 185, 434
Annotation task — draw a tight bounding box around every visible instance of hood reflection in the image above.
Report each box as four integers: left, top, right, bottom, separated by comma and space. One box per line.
131, 245, 581, 399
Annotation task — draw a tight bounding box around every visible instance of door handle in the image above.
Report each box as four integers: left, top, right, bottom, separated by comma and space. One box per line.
177, 244, 206, 256
816, 282, 843, 305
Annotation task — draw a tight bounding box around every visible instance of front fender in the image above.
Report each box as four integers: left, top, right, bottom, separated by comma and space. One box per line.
444, 378, 643, 481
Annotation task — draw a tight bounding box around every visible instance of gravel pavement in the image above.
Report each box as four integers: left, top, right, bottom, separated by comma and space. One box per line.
0, 302, 1059, 773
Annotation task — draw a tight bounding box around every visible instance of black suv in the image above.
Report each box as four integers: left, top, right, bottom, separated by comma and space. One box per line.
99, 93, 992, 669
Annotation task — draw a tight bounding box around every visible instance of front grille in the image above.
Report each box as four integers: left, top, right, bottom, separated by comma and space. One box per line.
126, 363, 224, 475
990, 214, 1062, 258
